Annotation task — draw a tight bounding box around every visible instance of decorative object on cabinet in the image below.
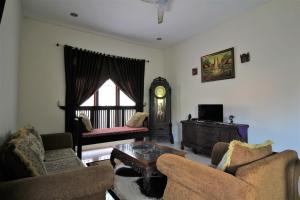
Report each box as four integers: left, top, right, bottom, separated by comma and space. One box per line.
181, 120, 248, 156
240, 52, 250, 63
149, 77, 174, 143
192, 68, 198, 76
229, 115, 235, 123
201, 47, 235, 82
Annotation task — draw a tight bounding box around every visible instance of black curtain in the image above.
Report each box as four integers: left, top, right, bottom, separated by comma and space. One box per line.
110, 57, 145, 112
64, 46, 109, 144
64, 45, 145, 144
0, 0, 5, 23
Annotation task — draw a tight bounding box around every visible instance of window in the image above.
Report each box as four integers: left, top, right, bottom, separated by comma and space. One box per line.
120, 90, 135, 106
80, 79, 135, 106
80, 95, 94, 106
98, 79, 116, 106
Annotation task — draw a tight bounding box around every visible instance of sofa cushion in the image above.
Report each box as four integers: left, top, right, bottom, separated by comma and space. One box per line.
44, 156, 85, 175
44, 148, 76, 162
217, 140, 273, 171
9, 131, 47, 176
126, 112, 149, 128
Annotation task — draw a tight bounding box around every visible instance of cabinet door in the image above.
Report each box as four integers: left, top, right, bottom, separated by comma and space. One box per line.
182, 123, 196, 145
196, 126, 217, 146
218, 127, 240, 142
195, 125, 221, 155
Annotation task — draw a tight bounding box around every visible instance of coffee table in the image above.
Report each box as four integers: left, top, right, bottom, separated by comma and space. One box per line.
110, 142, 185, 194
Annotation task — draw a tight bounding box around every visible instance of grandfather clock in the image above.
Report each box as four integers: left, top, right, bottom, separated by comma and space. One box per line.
149, 77, 174, 144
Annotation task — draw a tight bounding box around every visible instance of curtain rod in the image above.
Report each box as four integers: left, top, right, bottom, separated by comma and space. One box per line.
56, 43, 150, 63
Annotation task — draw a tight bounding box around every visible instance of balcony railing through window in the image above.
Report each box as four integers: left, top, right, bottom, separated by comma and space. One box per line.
76, 106, 137, 129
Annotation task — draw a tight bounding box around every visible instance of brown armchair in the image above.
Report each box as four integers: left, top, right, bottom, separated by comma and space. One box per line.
157, 142, 300, 200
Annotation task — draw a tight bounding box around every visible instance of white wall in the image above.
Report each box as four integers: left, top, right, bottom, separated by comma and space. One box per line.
19, 18, 165, 133
0, 0, 21, 143
165, 0, 300, 153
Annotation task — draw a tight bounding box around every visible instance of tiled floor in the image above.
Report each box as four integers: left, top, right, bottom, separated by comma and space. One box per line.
81, 140, 211, 165
81, 141, 212, 200
157, 141, 211, 165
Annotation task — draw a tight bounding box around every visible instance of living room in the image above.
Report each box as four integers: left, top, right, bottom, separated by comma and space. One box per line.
0, 0, 299, 199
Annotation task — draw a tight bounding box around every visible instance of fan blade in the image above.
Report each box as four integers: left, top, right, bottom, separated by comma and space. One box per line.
157, 0, 168, 24
141, 0, 159, 4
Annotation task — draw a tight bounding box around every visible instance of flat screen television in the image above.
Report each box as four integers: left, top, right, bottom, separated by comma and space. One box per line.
198, 104, 223, 122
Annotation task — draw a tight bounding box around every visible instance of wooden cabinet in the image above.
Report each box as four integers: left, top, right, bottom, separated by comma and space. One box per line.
181, 120, 248, 156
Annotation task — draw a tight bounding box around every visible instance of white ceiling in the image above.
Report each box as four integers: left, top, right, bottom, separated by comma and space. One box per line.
21, 0, 269, 48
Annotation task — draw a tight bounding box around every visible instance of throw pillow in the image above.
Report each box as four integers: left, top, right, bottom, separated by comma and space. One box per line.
217, 140, 273, 171
126, 112, 149, 128
126, 113, 140, 127
79, 112, 93, 131
9, 132, 47, 176
10, 127, 28, 139
136, 112, 149, 127
0, 144, 31, 180
0, 130, 31, 180
24, 124, 45, 161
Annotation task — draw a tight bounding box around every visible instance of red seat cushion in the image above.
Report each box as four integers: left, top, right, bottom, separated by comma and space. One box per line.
82, 126, 149, 138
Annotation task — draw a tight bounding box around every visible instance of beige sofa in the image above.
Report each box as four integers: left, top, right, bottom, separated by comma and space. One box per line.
0, 131, 114, 200
157, 142, 300, 200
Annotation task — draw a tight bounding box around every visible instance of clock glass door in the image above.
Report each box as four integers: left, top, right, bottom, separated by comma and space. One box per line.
154, 85, 166, 122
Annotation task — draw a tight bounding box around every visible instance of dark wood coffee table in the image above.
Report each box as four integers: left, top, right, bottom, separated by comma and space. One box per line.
110, 142, 185, 194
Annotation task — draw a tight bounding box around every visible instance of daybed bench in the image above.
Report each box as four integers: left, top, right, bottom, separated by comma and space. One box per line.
75, 117, 149, 158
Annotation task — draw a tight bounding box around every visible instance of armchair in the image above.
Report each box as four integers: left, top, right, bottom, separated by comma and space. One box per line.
157, 142, 300, 200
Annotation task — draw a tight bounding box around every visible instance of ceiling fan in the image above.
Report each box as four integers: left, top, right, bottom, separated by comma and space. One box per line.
141, 0, 170, 24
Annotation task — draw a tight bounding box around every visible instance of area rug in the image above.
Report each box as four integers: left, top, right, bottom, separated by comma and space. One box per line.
87, 160, 165, 200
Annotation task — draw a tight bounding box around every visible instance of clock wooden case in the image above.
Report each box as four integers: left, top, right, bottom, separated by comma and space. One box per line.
149, 77, 174, 143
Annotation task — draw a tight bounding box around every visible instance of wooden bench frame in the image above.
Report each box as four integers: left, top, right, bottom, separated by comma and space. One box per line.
75, 117, 149, 159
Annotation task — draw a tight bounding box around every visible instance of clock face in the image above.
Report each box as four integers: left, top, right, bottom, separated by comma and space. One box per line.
154, 86, 166, 98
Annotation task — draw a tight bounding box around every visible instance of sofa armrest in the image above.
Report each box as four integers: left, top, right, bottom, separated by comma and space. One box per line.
0, 164, 114, 200
41, 132, 73, 150
287, 159, 300, 200
157, 154, 254, 200
235, 150, 299, 200
211, 142, 229, 165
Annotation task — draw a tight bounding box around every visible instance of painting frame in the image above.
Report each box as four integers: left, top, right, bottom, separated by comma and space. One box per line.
201, 47, 235, 82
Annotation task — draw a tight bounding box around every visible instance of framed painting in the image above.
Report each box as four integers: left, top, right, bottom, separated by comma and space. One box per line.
201, 47, 235, 82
